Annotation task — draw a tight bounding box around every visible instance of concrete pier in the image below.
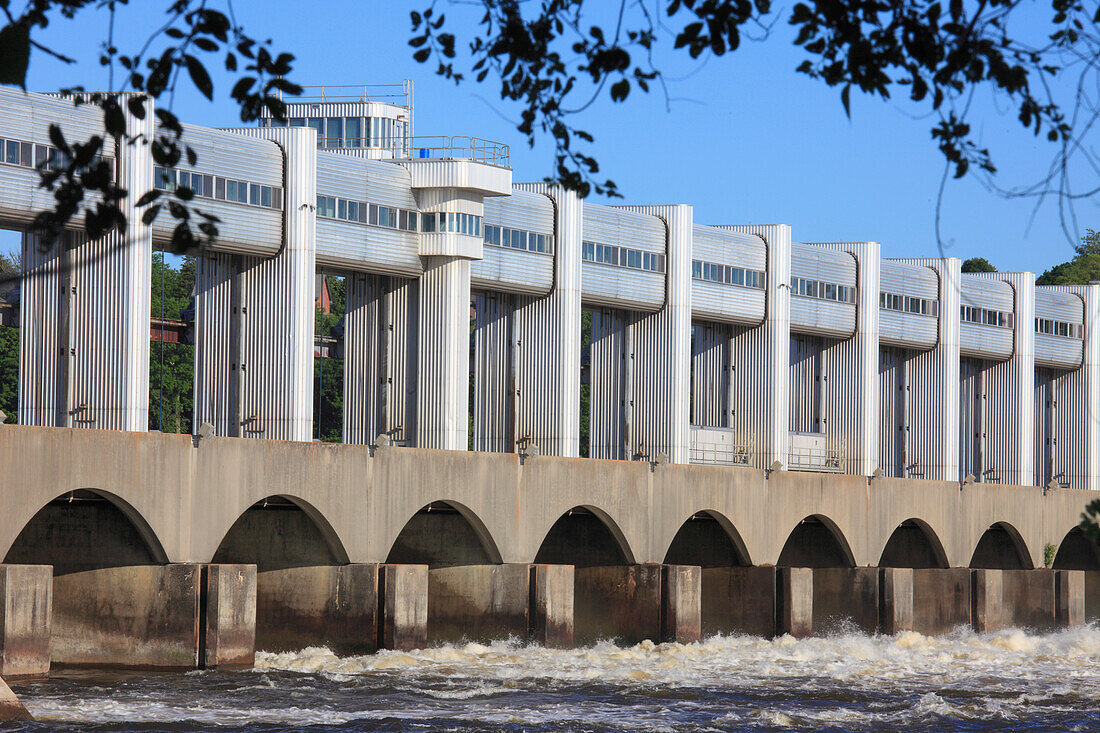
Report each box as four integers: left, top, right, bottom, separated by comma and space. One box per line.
573, 564, 701, 645
700, 567, 777, 638
879, 568, 913, 635
777, 567, 813, 637
380, 564, 428, 650
0, 565, 51, 679
661, 565, 701, 643
912, 568, 971, 634
428, 564, 530, 643
530, 564, 574, 647
201, 564, 257, 669
1056, 570, 1085, 628
812, 568, 879, 634
971, 569, 1004, 633
1002, 569, 1056, 631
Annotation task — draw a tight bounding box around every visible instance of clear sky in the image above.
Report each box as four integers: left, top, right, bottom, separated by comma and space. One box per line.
1, 0, 1094, 274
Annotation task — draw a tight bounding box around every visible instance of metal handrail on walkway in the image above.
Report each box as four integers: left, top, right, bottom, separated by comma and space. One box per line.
402, 135, 510, 167
689, 440, 754, 467
278, 82, 412, 106
787, 445, 845, 473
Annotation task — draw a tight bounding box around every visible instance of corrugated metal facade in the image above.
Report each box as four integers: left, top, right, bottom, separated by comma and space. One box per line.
1034, 289, 1084, 369
416, 256, 471, 449
472, 290, 513, 452
691, 322, 731, 427
717, 224, 792, 469
690, 225, 766, 325
581, 204, 666, 311
880, 261, 939, 349
473, 190, 555, 294
789, 243, 856, 338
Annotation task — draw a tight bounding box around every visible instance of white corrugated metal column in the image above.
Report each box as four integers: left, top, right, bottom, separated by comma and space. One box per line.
471, 290, 513, 451
19, 99, 153, 431
617, 204, 692, 463
342, 273, 382, 444
512, 184, 583, 457
896, 257, 961, 481
720, 225, 792, 469
417, 256, 471, 449
193, 126, 316, 440
973, 272, 1035, 485
1064, 284, 1100, 490
819, 242, 881, 475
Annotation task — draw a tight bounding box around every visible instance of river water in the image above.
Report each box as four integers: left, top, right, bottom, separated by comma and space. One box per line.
8, 626, 1100, 731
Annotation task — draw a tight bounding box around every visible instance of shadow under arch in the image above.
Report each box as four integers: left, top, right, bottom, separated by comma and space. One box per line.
211, 494, 351, 570
5, 488, 170, 573
387, 500, 503, 568
1052, 527, 1100, 570
663, 510, 751, 567
777, 514, 856, 568
970, 521, 1033, 569
878, 518, 949, 569
534, 505, 636, 567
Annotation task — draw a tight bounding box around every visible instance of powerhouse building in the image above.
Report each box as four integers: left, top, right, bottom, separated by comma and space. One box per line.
3, 84, 1097, 490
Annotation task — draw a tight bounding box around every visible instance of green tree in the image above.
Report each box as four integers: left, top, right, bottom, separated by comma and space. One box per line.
1074, 228, 1100, 257
0, 326, 17, 424
1037, 230, 1100, 285
962, 257, 997, 273
314, 275, 344, 443
148, 253, 195, 433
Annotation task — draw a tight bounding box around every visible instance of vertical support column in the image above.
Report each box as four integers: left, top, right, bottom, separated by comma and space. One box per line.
897, 257, 961, 481
720, 225, 791, 469
661, 564, 701, 643
617, 205, 693, 463
818, 242, 881, 475
530, 564, 574, 647
976, 272, 1035, 485
879, 567, 913, 635
971, 568, 1004, 632
512, 184, 583, 457
471, 291, 514, 451
201, 564, 256, 669
194, 127, 317, 440
379, 564, 428, 650
342, 273, 382, 444
776, 566, 812, 637
1056, 569, 1085, 628
19, 96, 153, 431
417, 256, 472, 449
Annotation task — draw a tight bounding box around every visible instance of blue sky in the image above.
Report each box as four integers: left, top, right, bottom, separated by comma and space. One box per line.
1, 0, 1094, 274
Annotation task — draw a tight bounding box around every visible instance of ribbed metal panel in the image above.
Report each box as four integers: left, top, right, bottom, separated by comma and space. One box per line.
892, 257, 961, 481
958, 356, 984, 481
789, 335, 823, 433
816, 242, 880, 475
959, 275, 1014, 360
192, 252, 233, 434
717, 224, 792, 469
416, 256, 471, 449
789, 243, 857, 337
690, 225, 765, 326
970, 272, 1035, 485
880, 261, 938, 299
791, 242, 856, 285
471, 247, 553, 296
1034, 288, 1084, 369
193, 126, 317, 441
18, 232, 64, 425
317, 148, 418, 209
691, 321, 730, 427
878, 346, 905, 476
19, 97, 152, 431
472, 290, 513, 451
880, 261, 939, 349
581, 203, 665, 311
589, 308, 628, 459
511, 183, 583, 458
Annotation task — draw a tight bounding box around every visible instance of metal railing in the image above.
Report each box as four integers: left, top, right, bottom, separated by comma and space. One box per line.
401, 135, 510, 167
787, 445, 845, 473
689, 440, 754, 467
278, 81, 412, 107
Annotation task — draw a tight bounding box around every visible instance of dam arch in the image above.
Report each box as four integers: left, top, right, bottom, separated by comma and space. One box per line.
1052, 527, 1100, 570
776, 514, 855, 568
969, 522, 1033, 569
386, 500, 503, 568
211, 495, 350, 569
878, 518, 949, 569
533, 505, 635, 567
662, 510, 751, 567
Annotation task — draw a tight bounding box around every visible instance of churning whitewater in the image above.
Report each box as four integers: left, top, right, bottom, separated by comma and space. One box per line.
9, 627, 1100, 731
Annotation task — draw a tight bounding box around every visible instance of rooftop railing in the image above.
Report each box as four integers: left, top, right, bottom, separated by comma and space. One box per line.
278, 82, 412, 107
401, 135, 510, 167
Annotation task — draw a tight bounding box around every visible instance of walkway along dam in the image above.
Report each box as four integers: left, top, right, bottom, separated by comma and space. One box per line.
0, 425, 1097, 676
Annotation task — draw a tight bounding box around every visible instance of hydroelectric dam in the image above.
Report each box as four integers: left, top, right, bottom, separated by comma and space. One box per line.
1, 84, 1100, 676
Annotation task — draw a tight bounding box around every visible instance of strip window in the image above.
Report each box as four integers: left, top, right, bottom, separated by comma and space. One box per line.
791, 276, 857, 304
272, 116, 408, 152
581, 240, 666, 274
960, 305, 1014, 329
691, 259, 765, 290
1035, 317, 1083, 339
483, 224, 553, 254
879, 291, 939, 317
155, 166, 282, 210
0, 135, 113, 175
316, 194, 421, 233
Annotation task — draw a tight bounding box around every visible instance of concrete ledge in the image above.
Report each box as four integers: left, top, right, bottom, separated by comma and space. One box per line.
51, 564, 200, 669
380, 564, 428, 650
201, 564, 256, 669
254, 564, 378, 655
912, 568, 970, 635
0, 565, 51, 679
1085, 571, 1100, 622
529, 564, 573, 647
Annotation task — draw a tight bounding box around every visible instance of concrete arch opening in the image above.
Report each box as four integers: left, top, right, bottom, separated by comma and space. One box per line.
386, 501, 502, 568
878, 519, 949, 569
777, 515, 855, 568
211, 496, 359, 654
1052, 527, 1100, 570
534, 506, 633, 567
970, 522, 1032, 569
3, 489, 188, 668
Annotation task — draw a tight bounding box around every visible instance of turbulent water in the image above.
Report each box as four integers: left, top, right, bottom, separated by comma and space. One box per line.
8, 627, 1100, 731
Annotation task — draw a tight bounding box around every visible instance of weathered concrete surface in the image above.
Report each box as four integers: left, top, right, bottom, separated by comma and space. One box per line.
380, 564, 427, 650
0, 677, 30, 721
880, 568, 913, 635
530, 565, 573, 647
972, 569, 1004, 633
1056, 570, 1085, 628
700, 567, 776, 638
812, 568, 879, 634
574, 565, 662, 645
201, 564, 256, 669
51, 564, 200, 669
0, 565, 51, 679
661, 565, 701, 643
1, 427, 1096, 578
1001, 569, 1055, 631
777, 567, 812, 638
912, 569, 970, 635
1085, 571, 1100, 621
428, 564, 529, 643
253, 564, 377, 655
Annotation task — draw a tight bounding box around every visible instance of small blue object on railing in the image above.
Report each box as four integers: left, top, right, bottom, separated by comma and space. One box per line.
419, 148, 429, 159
